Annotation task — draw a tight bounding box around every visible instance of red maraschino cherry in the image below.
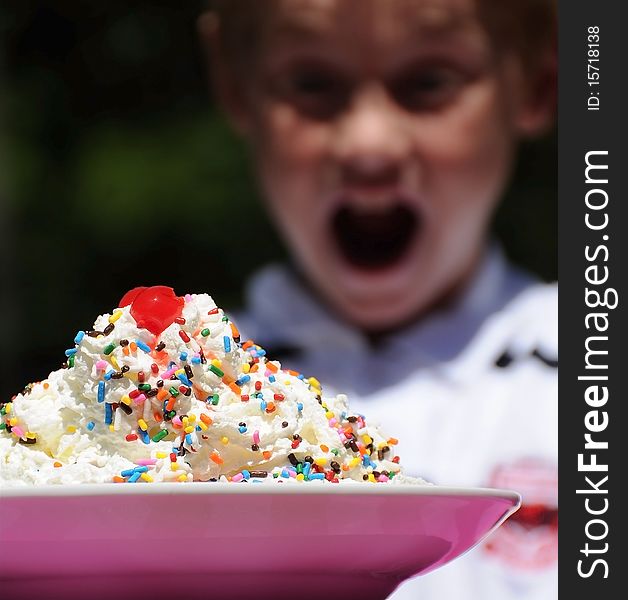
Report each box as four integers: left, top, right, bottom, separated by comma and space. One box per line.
119, 286, 184, 336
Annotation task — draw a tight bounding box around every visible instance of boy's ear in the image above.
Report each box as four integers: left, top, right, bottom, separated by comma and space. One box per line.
197, 11, 252, 136
514, 51, 557, 137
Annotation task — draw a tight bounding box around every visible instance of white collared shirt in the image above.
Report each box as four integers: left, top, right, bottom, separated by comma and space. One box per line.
234, 247, 557, 600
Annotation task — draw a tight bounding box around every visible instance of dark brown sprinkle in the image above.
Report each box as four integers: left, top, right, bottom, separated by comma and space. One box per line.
199, 349, 207, 364
202, 435, 209, 440
121, 365, 130, 373
304, 455, 313, 463
330, 461, 341, 473
288, 453, 299, 466
363, 474, 369, 481
146, 388, 158, 398
184, 365, 194, 379
111, 371, 124, 380
155, 342, 166, 352
5, 425, 13, 433
343, 441, 353, 450
19, 436, 37, 445
103, 323, 115, 336
239, 422, 246, 427
377, 450, 384, 461
372, 471, 381, 478
178, 446, 187, 456
61, 362, 69, 369
163, 412, 172, 422
347, 416, 358, 423
118, 402, 133, 415
349, 441, 359, 453
292, 434, 302, 441
250, 470, 268, 478
87, 330, 103, 338
21, 383, 34, 395
251, 444, 259, 451
156, 379, 164, 388
281, 421, 289, 428
182, 387, 192, 397
381, 445, 390, 454
170, 375, 178, 380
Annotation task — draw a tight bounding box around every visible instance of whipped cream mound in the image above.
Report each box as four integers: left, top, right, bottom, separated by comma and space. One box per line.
1, 289, 423, 487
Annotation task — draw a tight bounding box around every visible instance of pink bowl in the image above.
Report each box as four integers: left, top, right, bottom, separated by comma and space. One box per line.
0, 483, 520, 600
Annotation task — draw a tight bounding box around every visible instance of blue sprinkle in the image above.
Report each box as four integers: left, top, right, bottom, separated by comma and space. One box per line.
104, 369, 115, 381
86, 421, 95, 431
135, 340, 151, 353
242, 469, 251, 480
196, 425, 202, 431
303, 462, 311, 478
297, 402, 303, 412
105, 403, 113, 424
74, 331, 85, 344
281, 469, 290, 478
97, 381, 105, 403
133, 466, 149, 473
179, 352, 188, 361
260, 400, 267, 411
191, 357, 201, 365
297, 374, 305, 380
362, 455, 371, 467
185, 434, 193, 445
223, 336, 231, 353
176, 373, 192, 387
239, 425, 247, 434
127, 471, 142, 483
268, 375, 276, 383
235, 374, 251, 386
64, 348, 78, 357
139, 430, 150, 445
121, 468, 136, 477
309, 473, 325, 480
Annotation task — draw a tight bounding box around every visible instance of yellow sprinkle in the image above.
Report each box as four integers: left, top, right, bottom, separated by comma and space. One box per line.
368, 473, 376, 483
66, 425, 76, 433
156, 452, 167, 459
315, 458, 327, 467
138, 419, 148, 431
108, 310, 123, 324
184, 426, 195, 434
171, 463, 178, 471
110, 356, 120, 371
187, 414, 196, 423
321, 402, 328, 410
211, 359, 222, 368
296, 473, 305, 481
175, 369, 185, 376
284, 380, 292, 386
349, 458, 360, 468
362, 435, 373, 445
9, 417, 17, 427
221, 436, 229, 445
241, 363, 250, 374
198, 421, 208, 431
5, 404, 11, 414
177, 474, 188, 482
325, 411, 334, 420
120, 395, 131, 406
141, 472, 154, 483
109, 425, 115, 432
308, 377, 321, 389
182, 416, 189, 426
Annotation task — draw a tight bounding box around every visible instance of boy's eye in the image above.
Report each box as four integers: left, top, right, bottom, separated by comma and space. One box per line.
390, 67, 466, 112
272, 64, 350, 120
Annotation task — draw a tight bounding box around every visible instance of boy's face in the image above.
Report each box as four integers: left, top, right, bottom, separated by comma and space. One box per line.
212, 0, 551, 331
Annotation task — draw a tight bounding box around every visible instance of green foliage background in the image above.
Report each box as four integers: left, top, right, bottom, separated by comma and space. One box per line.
0, 1, 556, 398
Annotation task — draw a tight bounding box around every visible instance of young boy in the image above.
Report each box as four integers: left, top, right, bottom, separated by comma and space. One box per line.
200, 1, 557, 598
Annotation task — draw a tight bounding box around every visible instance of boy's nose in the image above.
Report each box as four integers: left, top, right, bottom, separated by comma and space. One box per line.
332, 85, 410, 187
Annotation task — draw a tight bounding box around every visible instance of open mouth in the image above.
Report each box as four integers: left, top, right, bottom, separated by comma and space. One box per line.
331, 202, 420, 271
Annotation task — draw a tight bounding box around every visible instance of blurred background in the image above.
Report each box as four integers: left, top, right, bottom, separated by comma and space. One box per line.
0, 1, 556, 399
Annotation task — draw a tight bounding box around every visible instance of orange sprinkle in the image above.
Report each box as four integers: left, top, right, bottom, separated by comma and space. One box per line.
221, 374, 234, 385
230, 323, 240, 339
53, 461, 62, 468
172, 420, 183, 430
266, 362, 279, 373
249, 364, 259, 373
341, 464, 349, 471
153, 411, 163, 423
157, 389, 169, 401
210, 451, 224, 464
113, 476, 126, 483
130, 342, 137, 352
262, 450, 272, 460
166, 397, 176, 412
242, 340, 254, 350
265, 402, 276, 413
200, 414, 213, 426
229, 382, 241, 395
287, 369, 300, 376
387, 438, 399, 446
43, 382, 50, 390
320, 444, 329, 453
123, 346, 130, 356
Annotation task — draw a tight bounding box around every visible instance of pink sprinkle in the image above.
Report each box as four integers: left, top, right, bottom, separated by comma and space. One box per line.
172, 416, 182, 427
231, 473, 244, 483
264, 369, 272, 377
378, 474, 389, 482
133, 393, 146, 405
253, 430, 260, 445
184, 294, 192, 302
289, 470, 296, 478
135, 459, 157, 466
12, 426, 25, 438
338, 432, 347, 442
161, 367, 176, 379
95, 360, 108, 371
329, 418, 338, 427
